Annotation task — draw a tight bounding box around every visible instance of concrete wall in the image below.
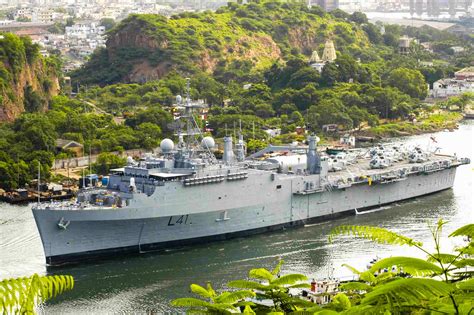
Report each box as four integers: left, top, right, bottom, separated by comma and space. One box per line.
52, 149, 145, 170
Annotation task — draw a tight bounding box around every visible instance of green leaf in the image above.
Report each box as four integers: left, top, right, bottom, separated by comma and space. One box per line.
249, 268, 274, 282
452, 258, 474, 268
427, 253, 459, 264
227, 280, 267, 291
449, 224, 474, 238
369, 257, 443, 276
341, 264, 362, 275
288, 283, 312, 289
171, 297, 212, 308
190, 284, 212, 299
0, 274, 74, 313
361, 278, 454, 306
456, 278, 474, 291
243, 304, 256, 314
215, 290, 255, 304
329, 225, 422, 247
271, 274, 308, 286
272, 259, 284, 276
339, 282, 372, 292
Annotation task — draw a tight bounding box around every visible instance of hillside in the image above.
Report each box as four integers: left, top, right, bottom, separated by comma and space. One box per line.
72, 1, 371, 85
0, 33, 60, 122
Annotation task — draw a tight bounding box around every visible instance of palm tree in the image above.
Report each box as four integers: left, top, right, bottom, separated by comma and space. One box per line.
0, 274, 74, 314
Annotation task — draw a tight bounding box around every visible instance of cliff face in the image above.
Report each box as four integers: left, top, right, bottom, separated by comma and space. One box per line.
72, 2, 369, 85
0, 33, 60, 122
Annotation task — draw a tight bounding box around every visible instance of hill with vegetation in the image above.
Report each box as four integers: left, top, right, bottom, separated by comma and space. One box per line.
72, 1, 371, 85
0, 33, 61, 122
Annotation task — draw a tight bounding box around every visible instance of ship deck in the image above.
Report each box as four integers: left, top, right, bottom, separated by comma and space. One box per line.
326, 154, 455, 182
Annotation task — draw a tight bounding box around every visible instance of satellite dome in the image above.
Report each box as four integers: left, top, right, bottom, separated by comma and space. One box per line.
201, 136, 215, 150
126, 156, 134, 165
160, 138, 174, 153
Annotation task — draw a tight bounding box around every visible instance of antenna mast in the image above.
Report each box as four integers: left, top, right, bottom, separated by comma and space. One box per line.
37, 161, 40, 204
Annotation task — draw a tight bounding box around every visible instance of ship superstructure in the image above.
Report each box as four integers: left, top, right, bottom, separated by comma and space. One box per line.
32, 85, 470, 265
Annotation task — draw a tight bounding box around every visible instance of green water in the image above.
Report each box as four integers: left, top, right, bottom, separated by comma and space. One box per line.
1, 121, 472, 313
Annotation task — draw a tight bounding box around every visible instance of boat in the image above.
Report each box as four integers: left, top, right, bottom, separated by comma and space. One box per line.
31, 83, 471, 266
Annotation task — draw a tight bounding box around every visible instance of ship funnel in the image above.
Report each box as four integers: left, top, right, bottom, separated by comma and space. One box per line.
223, 136, 234, 164
307, 135, 321, 174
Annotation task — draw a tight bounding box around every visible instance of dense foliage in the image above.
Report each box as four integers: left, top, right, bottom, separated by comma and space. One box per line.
0, 274, 74, 314
0, 32, 60, 118
173, 220, 474, 314
0, 95, 172, 189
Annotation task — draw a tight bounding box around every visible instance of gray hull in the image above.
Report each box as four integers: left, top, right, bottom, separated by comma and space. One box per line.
33, 167, 457, 265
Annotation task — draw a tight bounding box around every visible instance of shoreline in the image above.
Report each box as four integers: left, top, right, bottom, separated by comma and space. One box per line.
353, 112, 463, 139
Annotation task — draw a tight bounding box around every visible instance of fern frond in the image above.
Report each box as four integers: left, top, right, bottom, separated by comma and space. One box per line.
243, 304, 256, 314
283, 297, 316, 308
452, 258, 474, 268
288, 283, 311, 289
372, 272, 396, 285
456, 278, 474, 291
271, 274, 308, 286
427, 253, 459, 264
190, 284, 212, 299
292, 305, 322, 313
313, 310, 340, 314
359, 271, 376, 283
329, 225, 422, 247
369, 257, 443, 276
341, 264, 362, 275
272, 260, 284, 276
206, 282, 216, 298
0, 274, 74, 314
249, 268, 274, 282
449, 224, 474, 238
215, 290, 255, 304
339, 282, 372, 292
227, 280, 267, 291
171, 298, 212, 308
361, 278, 454, 306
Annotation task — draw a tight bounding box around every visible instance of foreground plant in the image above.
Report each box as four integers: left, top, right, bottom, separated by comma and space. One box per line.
0, 274, 74, 314
171, 220, 473, 314
329, 220, 474, 314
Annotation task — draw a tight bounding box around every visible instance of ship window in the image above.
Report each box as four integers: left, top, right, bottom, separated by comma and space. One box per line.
276, 185, 282, 189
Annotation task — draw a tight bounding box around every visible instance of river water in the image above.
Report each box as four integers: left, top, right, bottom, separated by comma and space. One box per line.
1, 121, 473, 313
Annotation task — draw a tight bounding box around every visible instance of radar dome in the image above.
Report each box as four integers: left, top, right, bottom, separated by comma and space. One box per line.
160, 138, 174, 153
201, 136, 215, 150
126, 156, 134, 165
176, 95, 182, 104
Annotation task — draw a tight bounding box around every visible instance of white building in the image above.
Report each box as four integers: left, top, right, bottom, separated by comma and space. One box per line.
430, 79, 474, 98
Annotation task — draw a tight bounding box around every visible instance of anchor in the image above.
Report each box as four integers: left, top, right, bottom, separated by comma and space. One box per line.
57, 217, 70, 230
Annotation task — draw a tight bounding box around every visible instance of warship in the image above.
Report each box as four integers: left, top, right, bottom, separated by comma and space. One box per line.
32, 86, 470, 266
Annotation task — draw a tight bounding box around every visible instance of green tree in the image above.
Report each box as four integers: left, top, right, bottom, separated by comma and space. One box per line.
93, 152, 126, 175
386, 67, 428, 100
